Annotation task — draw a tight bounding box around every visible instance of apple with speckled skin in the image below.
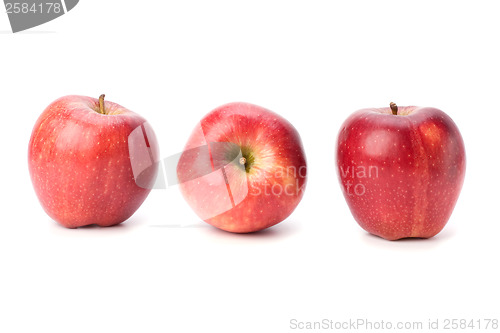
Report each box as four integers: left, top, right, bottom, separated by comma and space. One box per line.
336, 103, 465, 240
177, 102, 307, 233
28, 95, 159, 228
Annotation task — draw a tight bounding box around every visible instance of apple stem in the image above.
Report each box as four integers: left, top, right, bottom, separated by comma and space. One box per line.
390, 102, 398, 115
99, 94, 106, 114
239, 157, 246, 165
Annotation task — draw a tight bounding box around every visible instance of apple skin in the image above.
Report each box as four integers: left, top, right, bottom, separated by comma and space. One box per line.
177, 102, 307, 233
28, 95, 159, 228
336, 105, 465, 240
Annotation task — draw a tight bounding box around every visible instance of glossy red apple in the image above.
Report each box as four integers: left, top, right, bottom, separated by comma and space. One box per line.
28, 95, 159, 228
336, 103, 465, 240
177, 102, 307, 233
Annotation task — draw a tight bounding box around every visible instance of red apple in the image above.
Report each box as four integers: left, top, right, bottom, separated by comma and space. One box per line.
336, 103, 466, 240
176, 102, 307, 233
28, 95, 159, 228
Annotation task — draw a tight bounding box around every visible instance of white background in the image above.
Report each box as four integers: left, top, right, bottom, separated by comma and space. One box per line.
1, 1, 499, 332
